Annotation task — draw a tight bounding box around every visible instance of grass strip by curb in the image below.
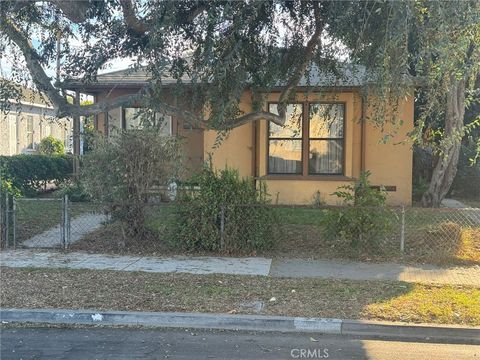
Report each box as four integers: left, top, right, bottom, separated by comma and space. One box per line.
1, 266, 479, 326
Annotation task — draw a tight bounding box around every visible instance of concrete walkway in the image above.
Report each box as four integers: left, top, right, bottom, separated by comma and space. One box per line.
1, 250, 479, 287
270, 259, 480, 287
0, 250, 272, 276
23, 214, 108, 248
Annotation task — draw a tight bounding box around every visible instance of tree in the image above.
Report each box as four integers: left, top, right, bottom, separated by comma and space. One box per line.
1, 1, 479, 206
38, 135, 64, 155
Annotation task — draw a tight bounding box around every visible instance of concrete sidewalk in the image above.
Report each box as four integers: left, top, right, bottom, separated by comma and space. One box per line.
0, 250, 272, 276
1, 249, 479, 286
270, 259, 480, 287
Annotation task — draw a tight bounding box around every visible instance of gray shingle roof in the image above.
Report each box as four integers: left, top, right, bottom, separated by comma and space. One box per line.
67, 63, 368, 91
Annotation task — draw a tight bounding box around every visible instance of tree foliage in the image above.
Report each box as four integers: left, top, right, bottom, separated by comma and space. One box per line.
1, 0, 479, 205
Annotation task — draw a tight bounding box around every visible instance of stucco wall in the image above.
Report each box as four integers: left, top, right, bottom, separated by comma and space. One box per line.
363, 96, 414, 205
207, 90, 414, 206
203, 91, 254, 177
91, 86, 413, 205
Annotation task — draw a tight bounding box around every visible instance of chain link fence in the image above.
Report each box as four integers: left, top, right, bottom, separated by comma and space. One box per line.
1, 193, 103, 249
216, 204, 480, 264
1, 193, 478, 265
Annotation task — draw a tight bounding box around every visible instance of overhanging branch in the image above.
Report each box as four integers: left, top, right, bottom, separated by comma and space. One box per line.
277, 3, 324, 118
119, 0, 147, 35
1, 9, 285, 128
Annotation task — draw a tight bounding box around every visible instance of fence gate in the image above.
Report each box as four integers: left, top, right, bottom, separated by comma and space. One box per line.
2, 195, 71, 249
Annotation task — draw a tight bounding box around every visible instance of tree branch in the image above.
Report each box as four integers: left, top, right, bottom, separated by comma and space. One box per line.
119, 0, 147, 35
228, 111, 285, 128
277, 3, 324, 118
1, 11, 285, 128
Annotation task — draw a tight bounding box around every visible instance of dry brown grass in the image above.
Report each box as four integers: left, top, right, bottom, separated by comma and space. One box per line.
1, 267, 480, 326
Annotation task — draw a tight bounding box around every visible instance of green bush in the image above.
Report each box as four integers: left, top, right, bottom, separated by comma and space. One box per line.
171, 166, 277, 253
57, 181, 90, 202
0, 154, 73, 195
38, 135, 65, 155
81, 129, 181, 238
321, 171, 395, 250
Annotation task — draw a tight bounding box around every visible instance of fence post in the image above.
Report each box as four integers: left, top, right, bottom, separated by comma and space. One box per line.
12, 197, 16, 249
61, 195, 65, 247
5, 194, 9, 248
0, 190, 4, 247
220, 205, 225, 250
63, 194, 70, 249
66, 195, 70, 248
400, 205, 405, 253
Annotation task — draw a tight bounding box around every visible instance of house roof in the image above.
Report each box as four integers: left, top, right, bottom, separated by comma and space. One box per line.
67, 63, 368, 93
1, 78, 53, 108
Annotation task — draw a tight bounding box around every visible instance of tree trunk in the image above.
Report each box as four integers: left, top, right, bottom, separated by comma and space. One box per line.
421, 79, 466, 207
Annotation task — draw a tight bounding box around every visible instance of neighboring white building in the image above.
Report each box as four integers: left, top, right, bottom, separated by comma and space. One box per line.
0, 84, 72, 155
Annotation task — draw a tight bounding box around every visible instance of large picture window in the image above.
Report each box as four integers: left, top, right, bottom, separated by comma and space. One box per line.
267, 102, 345, 176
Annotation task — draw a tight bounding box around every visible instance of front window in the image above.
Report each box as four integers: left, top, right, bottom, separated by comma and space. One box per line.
123, 107, 172, 136
308, 104, 344, 175
267, 102, 345, 176
268, 104, 303, 174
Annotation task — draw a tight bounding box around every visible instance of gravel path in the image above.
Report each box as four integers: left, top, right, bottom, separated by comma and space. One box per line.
22, 213, 108, 248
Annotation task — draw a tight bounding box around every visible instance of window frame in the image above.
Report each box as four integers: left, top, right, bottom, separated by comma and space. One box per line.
122, 107, 173, 135
266, 101, 346, 178
26, 115, 34, 150
307, 102, 345, 176
267, 102, 305, 175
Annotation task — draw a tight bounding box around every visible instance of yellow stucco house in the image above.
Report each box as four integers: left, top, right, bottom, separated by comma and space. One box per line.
70, 67, 413, 206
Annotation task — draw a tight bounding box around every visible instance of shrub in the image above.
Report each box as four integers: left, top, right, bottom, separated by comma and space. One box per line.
0, 154, 73, 195
321, 171, 395, 250
38, 135, 65, 155
57, 181, 90, 202
171, 166, 277, 253
81, 129, 181, 238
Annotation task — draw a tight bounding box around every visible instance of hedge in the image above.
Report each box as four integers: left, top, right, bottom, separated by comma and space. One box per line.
0, 154, 73, 194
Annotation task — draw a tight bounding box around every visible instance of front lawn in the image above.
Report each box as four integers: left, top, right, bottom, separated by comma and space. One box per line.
1, 267, 479, 326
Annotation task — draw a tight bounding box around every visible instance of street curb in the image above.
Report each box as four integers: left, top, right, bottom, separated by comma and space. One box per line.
341, 320, 480, 343
1, 309, 479, 343
0, 309, 342, 334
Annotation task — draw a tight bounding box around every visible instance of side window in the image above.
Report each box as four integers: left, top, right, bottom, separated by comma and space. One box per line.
26, 115, 34, 149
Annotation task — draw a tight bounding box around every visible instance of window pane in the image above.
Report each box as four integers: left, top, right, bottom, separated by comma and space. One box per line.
268, 139, 302, 174
269, 103, 302, 139
26, 116, 34, 149
309, 140, 343, 174
155, 113, 172, 136
309, 104, 344, 138
124, 108, 142, 129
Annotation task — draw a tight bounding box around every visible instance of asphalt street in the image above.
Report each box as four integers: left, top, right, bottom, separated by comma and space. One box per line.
1, 326, 479, 360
